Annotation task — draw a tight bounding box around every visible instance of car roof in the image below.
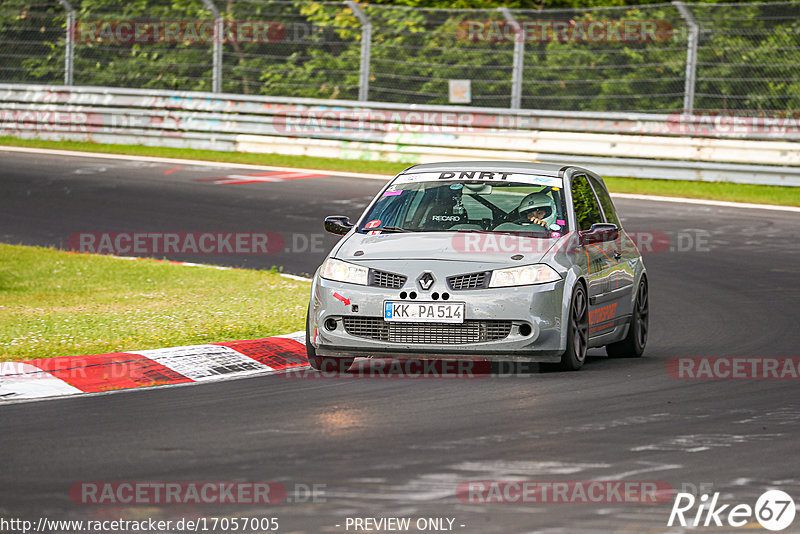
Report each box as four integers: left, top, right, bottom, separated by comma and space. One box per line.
399, 160, 569, 178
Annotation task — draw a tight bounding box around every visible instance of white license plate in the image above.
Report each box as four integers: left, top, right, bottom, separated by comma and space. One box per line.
383, 301, 464, 323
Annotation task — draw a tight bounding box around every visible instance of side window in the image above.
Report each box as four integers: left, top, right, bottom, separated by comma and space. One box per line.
571, 175, 604, 231
588, 176, 620, 226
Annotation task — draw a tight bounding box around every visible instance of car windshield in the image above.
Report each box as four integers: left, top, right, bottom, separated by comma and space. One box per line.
358, 175, 569, 236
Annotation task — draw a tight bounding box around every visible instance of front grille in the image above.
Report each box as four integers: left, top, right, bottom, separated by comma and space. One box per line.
369, 269, 407, 289
447, 271, 490, 290
343, 317, 512, 344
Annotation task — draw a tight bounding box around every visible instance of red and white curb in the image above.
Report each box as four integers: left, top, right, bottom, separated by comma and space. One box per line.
196, 170, 328, 185
0, 332, 308, 402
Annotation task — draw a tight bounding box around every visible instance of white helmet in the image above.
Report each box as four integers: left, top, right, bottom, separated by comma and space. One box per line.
517, 192, 557, 226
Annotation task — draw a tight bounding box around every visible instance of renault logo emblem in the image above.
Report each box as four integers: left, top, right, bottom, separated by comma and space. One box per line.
417, 272, 435, 290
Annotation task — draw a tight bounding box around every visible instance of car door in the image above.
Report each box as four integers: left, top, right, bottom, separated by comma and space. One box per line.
587, 174, 636, 319
570, 174, 622, 338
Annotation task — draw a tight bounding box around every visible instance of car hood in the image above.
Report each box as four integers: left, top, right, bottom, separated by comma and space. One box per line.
334, 231, 559, 265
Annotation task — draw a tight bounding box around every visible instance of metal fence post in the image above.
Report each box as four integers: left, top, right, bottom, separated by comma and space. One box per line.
58, 0, 75, 85
201, 0, 223, 93
499, 7, 524, 110
673, 1, 698, 114
346, 0, 371, 102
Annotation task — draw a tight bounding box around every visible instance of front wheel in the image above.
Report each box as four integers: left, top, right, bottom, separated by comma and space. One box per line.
305, 313, 354, 372
606, 278, 648, 358
554, 283, 589, 371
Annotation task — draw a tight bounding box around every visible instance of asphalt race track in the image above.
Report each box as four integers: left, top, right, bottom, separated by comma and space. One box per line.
1, 149, 799, 533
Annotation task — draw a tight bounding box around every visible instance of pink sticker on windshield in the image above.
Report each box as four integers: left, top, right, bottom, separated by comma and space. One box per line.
382, 190, 402, 197
556, 219, 566, 225
551, 232, 562, 238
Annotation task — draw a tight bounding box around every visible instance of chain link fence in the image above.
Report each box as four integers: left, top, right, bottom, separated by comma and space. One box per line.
1, 0, 66, 85
361, 5, 514, 108
690, 1, 800, 112
1, 0, 799, 113
513, 3, 687, 112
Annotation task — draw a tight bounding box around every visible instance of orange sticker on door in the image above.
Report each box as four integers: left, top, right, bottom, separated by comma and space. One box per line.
589, 302, 617, 326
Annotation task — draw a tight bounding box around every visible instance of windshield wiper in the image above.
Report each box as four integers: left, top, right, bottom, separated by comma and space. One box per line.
454, 229, 544, 237
454, 229, 514, 235
372, 226, 411, 233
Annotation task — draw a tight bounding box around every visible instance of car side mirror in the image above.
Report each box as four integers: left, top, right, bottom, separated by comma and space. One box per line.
324, 216, 354, 236
580, 223, 619, 245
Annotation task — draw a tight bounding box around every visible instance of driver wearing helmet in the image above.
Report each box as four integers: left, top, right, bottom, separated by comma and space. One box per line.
517, 192, 557, 228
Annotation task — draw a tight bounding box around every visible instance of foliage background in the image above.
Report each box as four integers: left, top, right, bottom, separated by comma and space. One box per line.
1, 0, 799, 112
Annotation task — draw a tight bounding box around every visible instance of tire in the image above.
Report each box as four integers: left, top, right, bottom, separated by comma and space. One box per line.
606, 278, 648, 358
305, 313, 354, 373
554, 283, 589, 371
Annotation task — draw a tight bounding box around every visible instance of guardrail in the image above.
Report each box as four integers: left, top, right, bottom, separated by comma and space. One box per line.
2, 84, 799, 186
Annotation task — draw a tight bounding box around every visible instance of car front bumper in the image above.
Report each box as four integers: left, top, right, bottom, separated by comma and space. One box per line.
308, 274, 567, 362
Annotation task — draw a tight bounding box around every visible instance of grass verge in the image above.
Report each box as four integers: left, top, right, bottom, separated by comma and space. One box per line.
1, 136, 798, 207
0, 243, 309, 362
604, 176, 800, 207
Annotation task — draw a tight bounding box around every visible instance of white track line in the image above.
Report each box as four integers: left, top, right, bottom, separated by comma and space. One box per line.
109, 255, 312, 281
2, 145, 797, 211
0, 145, 391, 180
611, 193, 800, 212
279, 273, 313, 282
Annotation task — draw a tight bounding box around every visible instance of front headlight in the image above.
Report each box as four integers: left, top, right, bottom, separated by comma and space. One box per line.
489, 264, 561, 288
320, 258, 369, 285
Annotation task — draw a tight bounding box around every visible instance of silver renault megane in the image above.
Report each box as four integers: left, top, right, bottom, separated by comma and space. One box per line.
307, 161, 648, 372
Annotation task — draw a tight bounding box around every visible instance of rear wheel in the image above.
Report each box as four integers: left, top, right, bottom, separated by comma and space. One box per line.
305, 313, 354, 372
606, 278, 648, 358
554, 283, 589, 371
